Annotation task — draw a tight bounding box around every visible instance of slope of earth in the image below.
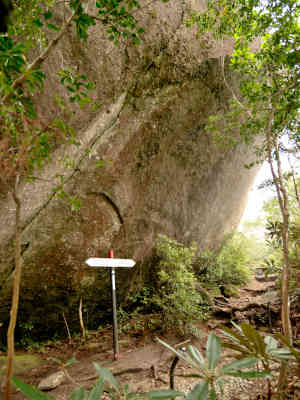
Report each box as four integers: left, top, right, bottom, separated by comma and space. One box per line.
212, 274, 281, 328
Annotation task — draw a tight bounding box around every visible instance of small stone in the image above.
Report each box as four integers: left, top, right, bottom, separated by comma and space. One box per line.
38, 371, 65, 391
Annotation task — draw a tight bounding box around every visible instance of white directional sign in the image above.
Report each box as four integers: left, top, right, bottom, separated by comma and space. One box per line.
86, 252, 135, 360
85, 258, 135, 268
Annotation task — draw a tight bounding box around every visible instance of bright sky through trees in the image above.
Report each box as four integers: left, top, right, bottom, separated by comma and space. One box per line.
242, 156, 300, 224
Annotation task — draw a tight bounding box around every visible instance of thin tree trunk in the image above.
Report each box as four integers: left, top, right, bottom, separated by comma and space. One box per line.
265, 120, 292, 399
288, 156, 300, 208
79, 297, 86, 340
266, 116, 292, 342
4, 175, 22, 400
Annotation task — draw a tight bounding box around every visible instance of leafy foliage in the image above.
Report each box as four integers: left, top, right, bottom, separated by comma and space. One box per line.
221, 322, 294, 366
120, 234, 254, 335
157, 333, 271, 399
152, 235, 210, 335
220, 322, 300, 397
263, 175, 300, 292
189, 0, 299, 151
0, 0, 149, 190
12, 362, 184, 400
193, 233, 253, 291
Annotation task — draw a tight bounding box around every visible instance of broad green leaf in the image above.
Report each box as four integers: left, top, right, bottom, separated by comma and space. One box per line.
240, 323, 266, 356
208, 387, 217, 400
221, 342, 250, 355
231, 321, 243, 333
43, 11, 53, 20
226, 370, 272, 379
156, 338, 185, 359
186, 381, 209, 400
216, 378, 225, 394
270, 348, 295, 361
141, 389, 185, 399
156, 338, 198, 369
221, 326, 252, 350
274, 333, 300, 360
128, 393, 144, 399
12, 377, 55, 400
179, 374, 203, 379
187, 344, 206, 366
93, 363, 119, 391
33, 18, 43, 28
264, 336, 278, 352
220, 356, 258, 373
206, 333, 221, 369
47, 23, 60, 31
87, 377, 104, 400
71, 387, 86, 400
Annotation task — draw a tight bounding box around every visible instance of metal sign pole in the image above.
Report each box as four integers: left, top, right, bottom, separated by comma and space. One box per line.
109, 250, 119, 360
85, 254, 135, 361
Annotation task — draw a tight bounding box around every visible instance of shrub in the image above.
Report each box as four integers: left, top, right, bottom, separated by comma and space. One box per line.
218, 233, 252, 286
193, 250, 222, 289
152, 235, 210, 335
193, 233, 252, 290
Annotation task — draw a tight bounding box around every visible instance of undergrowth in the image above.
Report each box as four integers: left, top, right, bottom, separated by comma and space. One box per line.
120, 234, 253, 337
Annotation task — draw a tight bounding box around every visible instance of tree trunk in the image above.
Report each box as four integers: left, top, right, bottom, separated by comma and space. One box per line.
288, 157, 300, 209
266, 122, 292, 399
4, 175, 22, 400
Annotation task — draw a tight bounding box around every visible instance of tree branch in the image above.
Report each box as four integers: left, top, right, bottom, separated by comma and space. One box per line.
219, 54, 252, 117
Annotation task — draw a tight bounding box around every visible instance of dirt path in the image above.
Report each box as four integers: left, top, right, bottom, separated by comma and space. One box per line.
3, 273, 298, 400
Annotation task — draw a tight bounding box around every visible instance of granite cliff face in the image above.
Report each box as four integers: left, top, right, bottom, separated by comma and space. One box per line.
0, 0, 259, 339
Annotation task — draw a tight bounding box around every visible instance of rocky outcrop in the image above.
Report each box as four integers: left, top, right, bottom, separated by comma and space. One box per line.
0, 0, 260, 340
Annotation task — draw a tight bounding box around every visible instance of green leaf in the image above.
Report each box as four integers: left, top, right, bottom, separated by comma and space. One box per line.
11, 377, 55, 400
186, 382, 209, 400
156, 338, 196, 368
270, 348, 295, 361
33, 18, 43, 28
274, 333, 300, 360
93, 363, 119, 391
87, 377, 105, 400
216, 378, 225, 394
226, 370, 272, 379
240, 323, 266, 356
221, 342, 249, 355
179, 374, 203, 379
221, 326, 251, 349
71, 387, 86, 400
264, 336, 279, 352
47, 23, 60, 31
208, 387, 217, 400
128, 393, 144, 399
43, 11, 53, 20
231, 321, 243, 333
220, 356, 258, 373
141, 390, 184, 399
187, 344, 205, 366
206, 333, 221, 369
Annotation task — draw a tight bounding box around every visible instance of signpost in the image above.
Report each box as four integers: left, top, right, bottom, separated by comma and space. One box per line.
86, 251, 135, 360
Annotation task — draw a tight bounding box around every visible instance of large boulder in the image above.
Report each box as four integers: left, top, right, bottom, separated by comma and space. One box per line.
0, 0, 259, 340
